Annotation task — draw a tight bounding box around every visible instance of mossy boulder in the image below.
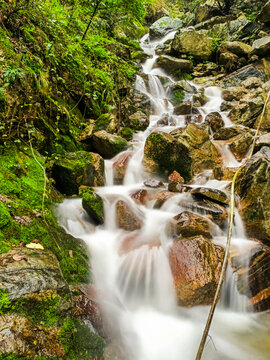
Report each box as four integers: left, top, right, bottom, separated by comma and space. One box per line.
149, 16, 183, 40
235, 147, 270, 245
127, 111, 149, 131
52, 151, 105, 196
91, 130, 128, 159
171, 28, 214, 61
82, 188, 104, 225
155, 55, 193, 78
143, 124, 221, 181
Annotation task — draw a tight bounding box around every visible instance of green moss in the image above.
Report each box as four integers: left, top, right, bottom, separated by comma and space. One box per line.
0, 289, 11, 314
81, 187, 104, 225
119, 127, 134, 141
93, 114, 112, 132
60, 318, 106, 359
0, 202, 11, 229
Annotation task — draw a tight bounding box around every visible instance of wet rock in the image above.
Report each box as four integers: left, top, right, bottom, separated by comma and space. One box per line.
127, 111, 149, 131
52, 151, 105, 195
257, 0, 270, 24
157, 114, 169, 126
115, 200, 143, 231
254, 93, 270, 131
229, 132, 253, 161
172, 80, 196, 94
0, 248, 68, 301
222, 65, 264, 88
241, 77, 263, 89
205, 112, 224, 132
149, 16, 183, 40
120, 234, 160, 254
168, 170, 184, 192
82, 187, 104, 225
144, 124, 221, 182
156, 55, 193, 77
168, 211, 212, 239
193, 62, 220, 77
235, 147, 270, 245
169, 235, 224, 307
131, 189, 148, 205
149, 190, 176, 208
222, 41, 253, 57
252, 36, 270, 57
173, 100, 193, 115
0, 314, 65, 358
213, 125, 246, 140
190, 187, 229, 205
144, 178, 164, 188
181, 197, 228, 226
112, 151, 133, 184
91, 131, 128, 159
213, 166, 237, 181
73, 284, 105, 337
185, 114, 203, 125
230, 243, 270, 312
171, 28, 214, 61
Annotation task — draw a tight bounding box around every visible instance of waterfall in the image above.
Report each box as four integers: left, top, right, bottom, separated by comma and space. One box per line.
55, 31, 269, 360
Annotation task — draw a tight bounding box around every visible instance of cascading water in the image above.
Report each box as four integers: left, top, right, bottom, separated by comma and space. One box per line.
55, 32, 270, 359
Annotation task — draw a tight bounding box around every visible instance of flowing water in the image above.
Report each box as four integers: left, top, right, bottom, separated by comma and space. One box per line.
56, 32, 270, 359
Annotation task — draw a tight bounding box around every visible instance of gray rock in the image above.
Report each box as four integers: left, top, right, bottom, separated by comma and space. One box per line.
222, 65, 265, 88
149, 17, 183, 40
252, 36, 270, 57
0, 248, 68, 300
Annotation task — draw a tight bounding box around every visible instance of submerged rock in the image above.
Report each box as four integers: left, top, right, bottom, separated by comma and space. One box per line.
52, 151, 105, 195
0, 248, 68, 300
115, 200, 143, 231
82, 187, 104, 225
149, 16, 183, 39
169, 235, 224, 307
112, 151, 133, 184
235, 147, 270, 245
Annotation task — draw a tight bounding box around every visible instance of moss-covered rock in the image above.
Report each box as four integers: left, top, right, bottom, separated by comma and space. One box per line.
52, 151, 105, 196
149, 16, 183, 40
91, 130, 128, 159
0, 202, 11, 228
82, 187, 104, 225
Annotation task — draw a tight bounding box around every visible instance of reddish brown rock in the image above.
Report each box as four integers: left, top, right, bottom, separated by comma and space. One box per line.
131, 189, 148, 205
115, 200, 143, 231
168, 170, 184, 192
119, 234, 161, 255
169, 236, 224, 307
113, 151, 133, 184
168, 211, 212, 239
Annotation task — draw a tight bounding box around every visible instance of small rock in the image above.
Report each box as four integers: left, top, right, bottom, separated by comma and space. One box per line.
82, 188, 104, 225
252, 36, 270, 57
190, 186, 229, 205
205, 112, 224, 132
230, 132, 253, 161
168, 211, 212, 238
144, 179, 164, 188
131, 189, 148, 205
168, 170, 184, 192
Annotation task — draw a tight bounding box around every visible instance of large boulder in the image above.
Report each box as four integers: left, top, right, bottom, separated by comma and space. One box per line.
91, 130, 128, 159
257, 0, 270, 24
52, 151, 104, 195
155, 55, 193, 77
82, 187, 104, 225
115, 200, 143, 231
143, 124, 221, 182
169, 235, 224, 307
171, 28, 214, 61
149, 16, 183, 40
235, 147, 270, 245
0, 248, 68, 300
252, 37, 270, 57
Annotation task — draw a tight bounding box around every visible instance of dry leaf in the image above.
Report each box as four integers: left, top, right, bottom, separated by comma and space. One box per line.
26, 243, 44, 250
69, 250, 73, 258
12, 254, 24, 261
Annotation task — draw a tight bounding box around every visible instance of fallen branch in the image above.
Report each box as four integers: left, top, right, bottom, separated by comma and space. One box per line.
195, 89, 270, 360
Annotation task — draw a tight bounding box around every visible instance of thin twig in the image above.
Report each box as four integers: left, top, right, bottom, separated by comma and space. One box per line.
195, 90, 270, 360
